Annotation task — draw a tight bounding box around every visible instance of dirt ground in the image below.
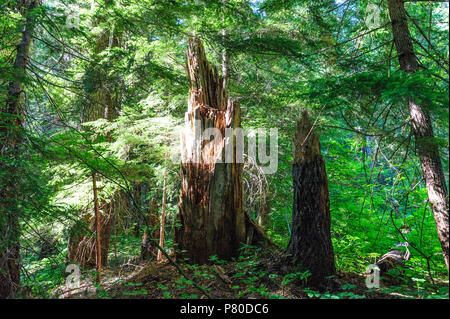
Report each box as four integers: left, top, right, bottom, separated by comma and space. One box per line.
54, 253, 415, 299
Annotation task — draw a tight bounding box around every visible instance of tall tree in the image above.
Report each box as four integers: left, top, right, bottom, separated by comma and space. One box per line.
67, 1, 123, 268
0, 0, 40, 298
387, 0, 449, 270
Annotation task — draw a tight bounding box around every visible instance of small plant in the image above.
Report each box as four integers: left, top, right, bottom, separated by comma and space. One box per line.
209, 254, 227, 265
123, 288, 148, 296
248, 284, 271, 297
175, 277, 194, 289
269, 294, 286, 299
181, 292, 198, 299
304, 288, 321, 298
162, 291, 172, 298
342, 284, 357, 290
282, 271, 311, 286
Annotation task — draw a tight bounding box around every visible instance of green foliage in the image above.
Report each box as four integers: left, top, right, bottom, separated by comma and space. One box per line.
1, 0, 448, 300
281, 271, 311, 286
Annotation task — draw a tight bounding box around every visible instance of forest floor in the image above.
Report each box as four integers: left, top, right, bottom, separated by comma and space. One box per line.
52, 248, 447, 299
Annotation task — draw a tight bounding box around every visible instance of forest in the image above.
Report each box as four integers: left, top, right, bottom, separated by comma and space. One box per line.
0, 0, 449, 301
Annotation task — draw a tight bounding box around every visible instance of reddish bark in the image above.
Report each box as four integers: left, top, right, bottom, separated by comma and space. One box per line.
175, 38, 247, 264
67, 197, 115, 269
157, 171, 168, 261
141, 198, 160, 260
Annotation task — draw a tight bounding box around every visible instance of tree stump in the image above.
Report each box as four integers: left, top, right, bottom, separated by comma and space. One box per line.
67, 197, 117, 268
286, 111, 336, 288
175, 38, 247, 264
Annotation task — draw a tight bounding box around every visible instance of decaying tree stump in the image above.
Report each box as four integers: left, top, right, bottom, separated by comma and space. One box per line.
175, 38, 272, 264
67, 207, 112, 268
141, 198, 159, 260
286, 111, 336, 288
175, 37, 246, 264
67, 193, 122, 268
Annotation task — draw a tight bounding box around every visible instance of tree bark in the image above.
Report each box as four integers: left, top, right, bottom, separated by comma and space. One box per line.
0, 0, 40, 299
387, 0, 449, 270
67, 200, 113, 269
67, 18, 122, 268
141, 198, 159, 260
222, 0, 229, 91
286, 111, 336, 288
157, 169, 168, 261
257, 192, 270, 229
92, 172, 102, 283
175, 38, 247, 264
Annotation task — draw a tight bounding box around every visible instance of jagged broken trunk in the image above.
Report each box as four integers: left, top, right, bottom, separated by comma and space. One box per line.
286, 111, 336, 288
175, 38, 246, 264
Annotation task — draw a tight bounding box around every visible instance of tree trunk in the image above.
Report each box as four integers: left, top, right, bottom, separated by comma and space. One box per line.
175, 38, 247, 264
67, 202, 113, 269
141, 198, 159, 260
67, 20, 122, 268
0, 0, 39, 299
221, 0, 229, 90
258, 192, 270, 229
92, 172, 102, 283
67, 191, 121, 268
286, 111, 336, 288
387, 0, 449, 270
82, 10, 121, 123
157, 169, 168, 261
